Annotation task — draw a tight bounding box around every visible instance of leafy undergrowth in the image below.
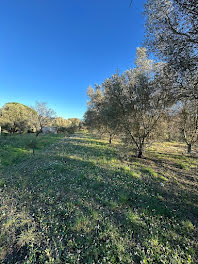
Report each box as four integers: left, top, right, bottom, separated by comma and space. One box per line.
0, 133, 197, 263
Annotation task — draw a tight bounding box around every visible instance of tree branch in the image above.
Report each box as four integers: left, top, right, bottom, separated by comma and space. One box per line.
174, 0, 198, 16
166, 16, 198, 44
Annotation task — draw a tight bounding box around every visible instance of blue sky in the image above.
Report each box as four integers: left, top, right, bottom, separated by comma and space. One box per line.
0, 0, 145, 119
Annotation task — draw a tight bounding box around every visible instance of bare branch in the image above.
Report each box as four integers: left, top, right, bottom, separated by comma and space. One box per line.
129, 0, 133, 8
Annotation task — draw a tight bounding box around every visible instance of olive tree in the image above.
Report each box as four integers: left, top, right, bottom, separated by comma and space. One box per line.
103, 48, 170, 157
84, 86, 104, 133
85, 85, 119, 143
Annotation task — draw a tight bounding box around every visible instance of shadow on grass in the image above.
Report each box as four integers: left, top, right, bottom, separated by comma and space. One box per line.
5, 135, 198, 221
1, 134, 198, 263
146, 150, 198, 167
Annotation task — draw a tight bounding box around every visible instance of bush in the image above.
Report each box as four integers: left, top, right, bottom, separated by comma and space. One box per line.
66, 125, 79, 135
57, 126, 68, 134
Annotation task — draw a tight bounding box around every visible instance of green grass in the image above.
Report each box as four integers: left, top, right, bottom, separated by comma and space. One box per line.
141, 166, 158, 177
0, 133, 63, 168
0, 132, 197, 263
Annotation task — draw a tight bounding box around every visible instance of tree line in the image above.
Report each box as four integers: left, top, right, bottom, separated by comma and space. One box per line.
84, 0, 198, 157
0, 102, 81, 135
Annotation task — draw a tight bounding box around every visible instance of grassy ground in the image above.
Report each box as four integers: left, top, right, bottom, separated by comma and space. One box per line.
0, 133, 197, 263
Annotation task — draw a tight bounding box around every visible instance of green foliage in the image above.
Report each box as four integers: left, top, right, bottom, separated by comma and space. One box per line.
66, 125, 79, 134
84, 48, 171, 157
144, 0, 198, 100
0, 102, 38, 133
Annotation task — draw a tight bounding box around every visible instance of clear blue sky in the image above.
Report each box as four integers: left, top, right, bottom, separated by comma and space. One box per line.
0, 0, 145, 119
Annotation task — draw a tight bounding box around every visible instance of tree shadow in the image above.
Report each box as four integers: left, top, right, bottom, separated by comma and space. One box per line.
2, 135, 198, 263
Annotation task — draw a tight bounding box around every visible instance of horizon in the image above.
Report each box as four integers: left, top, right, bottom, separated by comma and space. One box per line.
0, 0, 146, 119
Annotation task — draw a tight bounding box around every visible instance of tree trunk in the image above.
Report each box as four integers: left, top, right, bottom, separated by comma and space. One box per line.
137, 149, 143, 158
137, 141, 144, 158
109, 134, 112, 144
36, 129, 42, 137
187, 143, 192, 154
31, 139, 36, 155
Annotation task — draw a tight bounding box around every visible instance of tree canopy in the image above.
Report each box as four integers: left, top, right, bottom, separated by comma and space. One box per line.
144, 0, 198, 99
85, 48, 172, 157
0, 102, 37, 133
